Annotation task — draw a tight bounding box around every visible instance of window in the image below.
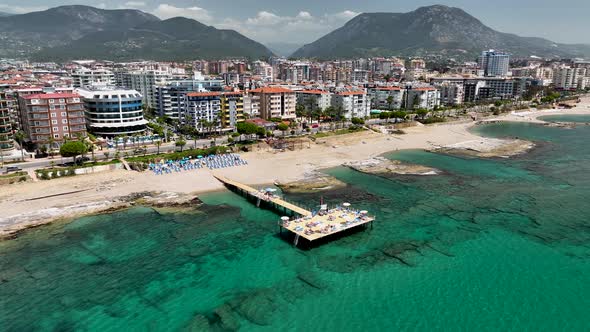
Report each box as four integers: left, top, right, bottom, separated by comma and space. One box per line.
53, 127, 59, 132
73, 98, 80, 102
49, 99, 55, 103
31, 99, 40, 104
51, 113, 56, 117
64, 133, 69, 138
53, 134, 59, 138
62, 119, 68, 124
52, 120, 57, 124
50, 105, 55, 110
59, 99, 65, 103
63, 126, 68, 131
61, 112, 66, 116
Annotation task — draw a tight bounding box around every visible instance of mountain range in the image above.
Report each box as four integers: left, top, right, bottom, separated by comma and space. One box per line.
1, 4, 589, 61
292, 5, 590, 59
0, 5, 273, 61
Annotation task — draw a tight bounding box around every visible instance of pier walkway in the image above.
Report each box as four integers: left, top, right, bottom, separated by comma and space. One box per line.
213, 175, 311, 217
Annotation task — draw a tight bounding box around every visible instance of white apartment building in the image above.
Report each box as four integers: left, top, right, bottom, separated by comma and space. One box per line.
331, 91, 371, 119
116, 70, 172, 108
553, 66, 587, 90
406, 87, 441, 110
296, 90, 332, 112
72, 69, 115, 88
437, 83, 464, 106
368, 87, 405, 109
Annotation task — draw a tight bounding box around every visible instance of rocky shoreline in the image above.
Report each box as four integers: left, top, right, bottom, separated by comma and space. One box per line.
0, 191, 202, 240
344, 157, 440, 176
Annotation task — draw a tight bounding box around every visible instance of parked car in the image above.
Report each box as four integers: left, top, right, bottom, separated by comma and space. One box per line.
6, 166, 22, 172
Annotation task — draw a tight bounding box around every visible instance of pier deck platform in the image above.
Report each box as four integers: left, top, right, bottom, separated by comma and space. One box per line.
282, 208, 374, 242
214, 175, 374, 245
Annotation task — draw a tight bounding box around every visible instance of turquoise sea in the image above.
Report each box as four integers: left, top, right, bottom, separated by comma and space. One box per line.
2, 117, 590, 331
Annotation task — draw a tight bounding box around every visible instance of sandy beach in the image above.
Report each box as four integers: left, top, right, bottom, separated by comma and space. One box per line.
2, 99, 590, 237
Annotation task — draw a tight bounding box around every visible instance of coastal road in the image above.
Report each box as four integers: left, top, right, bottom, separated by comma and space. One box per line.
1, 137, 229, 172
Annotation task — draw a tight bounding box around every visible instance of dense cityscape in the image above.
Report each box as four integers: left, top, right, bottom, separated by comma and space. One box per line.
1, 51, 588, 164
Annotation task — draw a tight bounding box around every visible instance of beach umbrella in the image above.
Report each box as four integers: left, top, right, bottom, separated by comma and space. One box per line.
343, 202, 351, 207
360, 210, 368, 215
281, 216, 290, 221
265, 188, 278, 192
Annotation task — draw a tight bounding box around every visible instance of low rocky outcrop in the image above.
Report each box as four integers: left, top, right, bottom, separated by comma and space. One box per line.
344, 157, 439, 176
435, 138, 534, 158
275, 172, 347, 194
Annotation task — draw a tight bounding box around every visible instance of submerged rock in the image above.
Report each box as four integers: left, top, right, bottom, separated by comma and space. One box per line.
182, 314, 211, 332
345, 157, 439, 176
276, 172, 347, 194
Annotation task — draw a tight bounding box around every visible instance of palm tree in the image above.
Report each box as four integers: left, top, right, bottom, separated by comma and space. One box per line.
155, 140, 162, 155
14, 130, 25, 161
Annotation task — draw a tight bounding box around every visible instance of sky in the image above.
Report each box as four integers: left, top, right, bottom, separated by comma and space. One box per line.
0, 0, 589, 45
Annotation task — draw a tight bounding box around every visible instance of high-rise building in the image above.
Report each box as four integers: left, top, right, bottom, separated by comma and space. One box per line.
478, 50, 510, 77
76, 86, 147, 137
18, 93, 86, 147
0, 91, 14, 153
331, 91, 371, 118
115, 70, 172, 108
553, 66, 587, 90
296, 90, 332, 112
72, 69, 115, 88
182, 91, 244, 133
367, 87, 405, 110
249, 87, 296, 120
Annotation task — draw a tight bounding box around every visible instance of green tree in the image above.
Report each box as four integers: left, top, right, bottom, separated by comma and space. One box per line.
60, 141, 88, 164
386, 95, 394, 111
175, 137, 187, 152
415, 108, 429, 120
14, 130, 26, 161
351, 117, 365, 125
155, 140, 162, 155
277, 123, 289, 136
236, 122, 259, 136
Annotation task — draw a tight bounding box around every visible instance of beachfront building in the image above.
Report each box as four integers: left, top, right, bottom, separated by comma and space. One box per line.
296, 90, 332, 112
553, 66, 587, 91
0, 91, 14, 153
155, 73, 225, 120
18, 92, 86, 146
76, 86, 147, 137
72, 68, 115, 88
437, 83, 465, 106
367, 86, 405, 110
406, 87, 441, 110
181, 91, 244, 133
331, 91, 371, 119
249, 87, 296, 120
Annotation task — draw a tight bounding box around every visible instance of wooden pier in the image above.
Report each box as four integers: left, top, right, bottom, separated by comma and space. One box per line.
214, 175, 312, 217
214, 176, 374, 247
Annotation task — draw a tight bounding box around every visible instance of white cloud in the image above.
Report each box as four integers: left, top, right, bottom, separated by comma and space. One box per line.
217, 10, 360, 43
96, 3, 107, 9
149, 4, 359, 44
0, 4, 48, 14
152, 4, 212, 22
124, 1, 146, 9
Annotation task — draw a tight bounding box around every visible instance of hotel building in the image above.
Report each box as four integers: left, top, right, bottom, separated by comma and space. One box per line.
76, 86, 147, 137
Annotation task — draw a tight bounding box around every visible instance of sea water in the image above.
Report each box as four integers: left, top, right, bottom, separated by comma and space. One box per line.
1, 117, 590, 331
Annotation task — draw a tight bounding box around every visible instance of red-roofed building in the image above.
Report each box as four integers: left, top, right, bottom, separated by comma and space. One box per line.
368, 86, 405, 110
249, 87, 296, 120
18, 92, 86, 146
